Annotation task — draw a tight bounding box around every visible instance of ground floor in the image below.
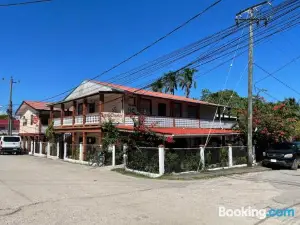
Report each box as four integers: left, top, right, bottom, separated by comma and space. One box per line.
0, 155, 299, 225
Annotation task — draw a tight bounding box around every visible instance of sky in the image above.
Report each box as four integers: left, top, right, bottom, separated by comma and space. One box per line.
0, 0, 299, 113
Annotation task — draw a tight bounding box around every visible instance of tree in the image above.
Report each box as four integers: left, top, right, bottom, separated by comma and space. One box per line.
150, 78, 164, 92
163, 71, 178, 95
178, 68, 197, 98
101, 119, 120, 150
45, 122, 55, 143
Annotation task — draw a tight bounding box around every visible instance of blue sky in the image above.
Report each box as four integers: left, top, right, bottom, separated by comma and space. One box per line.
0, 0, 299, 112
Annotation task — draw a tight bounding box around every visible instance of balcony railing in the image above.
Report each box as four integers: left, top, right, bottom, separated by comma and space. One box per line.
124, 115, 236, 129
53, 112, 123, 127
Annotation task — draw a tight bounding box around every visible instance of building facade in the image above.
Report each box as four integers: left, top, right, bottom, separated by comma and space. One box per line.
0, 119, 19, 135
49, 80, 239, 157
15, 101, 60, 151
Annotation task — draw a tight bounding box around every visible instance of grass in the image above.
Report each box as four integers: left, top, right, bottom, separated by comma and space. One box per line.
112, 166, 271, 180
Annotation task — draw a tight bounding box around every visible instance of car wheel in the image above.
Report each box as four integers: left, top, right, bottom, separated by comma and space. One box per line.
291, 159, 298, 170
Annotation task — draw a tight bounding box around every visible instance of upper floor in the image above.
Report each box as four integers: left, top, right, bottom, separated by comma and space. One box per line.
15, 101, 60, 135
50, 80, 237, 130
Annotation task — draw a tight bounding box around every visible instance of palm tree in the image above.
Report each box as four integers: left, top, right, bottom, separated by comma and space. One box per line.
150, 78, 164, 92
163, 71, 178, 95
178, 68, 197, 98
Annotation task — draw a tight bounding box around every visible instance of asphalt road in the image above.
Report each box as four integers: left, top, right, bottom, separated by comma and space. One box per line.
0, 155, 300, 225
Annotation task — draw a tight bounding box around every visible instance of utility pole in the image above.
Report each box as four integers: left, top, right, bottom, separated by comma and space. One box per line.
236, 1, 269, 166
6, 77, 18, 135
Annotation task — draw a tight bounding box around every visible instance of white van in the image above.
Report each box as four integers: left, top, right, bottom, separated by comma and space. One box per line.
0, 136, 22, 154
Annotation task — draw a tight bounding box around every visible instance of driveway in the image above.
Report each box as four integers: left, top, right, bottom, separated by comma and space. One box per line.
0, 155, 300, 225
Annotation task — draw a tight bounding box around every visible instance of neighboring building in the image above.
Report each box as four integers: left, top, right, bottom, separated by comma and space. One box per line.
15, 101, 60, 150
0, 119, 19, 135
48, 80, 239, 158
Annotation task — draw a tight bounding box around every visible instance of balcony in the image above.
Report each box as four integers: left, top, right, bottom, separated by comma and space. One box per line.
53, 112, 124, 127
124, 115, 236, 129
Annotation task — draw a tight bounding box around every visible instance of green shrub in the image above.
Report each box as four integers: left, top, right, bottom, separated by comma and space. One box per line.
235, 156, 247, 165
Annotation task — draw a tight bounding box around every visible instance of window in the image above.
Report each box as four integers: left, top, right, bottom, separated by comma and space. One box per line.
77, 103, 83, 115
3, 137, 20, 142
128, 97, 136, 106
88, 103, 95, 113
23, 119, 27, 126
140, 99, 152, 115
188, 106, 198, 118
173, 103, 181, 117
30, 115, 33, 125
158, 103, 166, 117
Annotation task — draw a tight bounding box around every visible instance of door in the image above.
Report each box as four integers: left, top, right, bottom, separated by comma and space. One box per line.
158, 103, 166, 116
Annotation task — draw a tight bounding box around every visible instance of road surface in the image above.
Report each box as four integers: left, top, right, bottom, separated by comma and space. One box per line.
0, 155, 300, 224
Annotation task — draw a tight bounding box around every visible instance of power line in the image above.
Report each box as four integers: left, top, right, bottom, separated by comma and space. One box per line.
0, 0, 51, 7
254, 62, 300, 96
38, 0, 224, 102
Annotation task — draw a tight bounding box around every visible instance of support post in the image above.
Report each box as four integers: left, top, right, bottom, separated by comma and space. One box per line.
228, 144, 233, 167
123, 144, 128, 167
72, 101, 76, 126
200, 145, 205, 170
56, 142, 60, 158
64, 142, 67, 159
60, 103, 65, 126
99, 94, 104, 124
83, 99, 87, 125
112, 145, 116, 167
252, 145, 256, 164
82, 132, 86, 160
158, 145, 165, 176
39, 142, 42, 155
31, 141, 34, 155
79, 144, 83, 161
47, 142, 50, 157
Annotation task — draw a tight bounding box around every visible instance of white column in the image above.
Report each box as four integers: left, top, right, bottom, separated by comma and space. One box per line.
123, 144, 128, 167
64, 142, 67, 160
200, 145, 205, 170
112, 145, 116, 167
39, 142, 42, 155
158, 145, 165, 176
252, 145, 256, 164
79, 144, 83, 161
47, 142, 50, 157
31, 141, 34, 155
56, 142, 60, 158
228, 145, 233, 167
25, 141, 28, 151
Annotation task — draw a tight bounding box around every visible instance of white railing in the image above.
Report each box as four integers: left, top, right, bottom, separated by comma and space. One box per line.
124, 115, 237, 129
101, 112, 123, 124
63, 117, 73, 126
53, 118, 61, 127
86, 113, 100, 124
75, 115, 83, 125
175, 118, 199, 128
200, 119, 236, 129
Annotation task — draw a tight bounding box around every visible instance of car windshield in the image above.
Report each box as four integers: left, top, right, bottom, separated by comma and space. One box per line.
270, 143, 298, 151
3, 137, 20, 142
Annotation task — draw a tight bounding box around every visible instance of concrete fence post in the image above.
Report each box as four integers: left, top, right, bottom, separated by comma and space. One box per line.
25, 141, 28, 152
252, 145, 256, 164
123, 144, 128, 167
158, 145, 165, 176
111, 145, 116, 167
228, 144, 233, 167
79, 144, 83, 161
31, 141, 34, 155
200, 145, 205, 170
39, 142, 42, 155
56, 142, 60, 158
47, 142, 50, 157
64, 142, 67, 160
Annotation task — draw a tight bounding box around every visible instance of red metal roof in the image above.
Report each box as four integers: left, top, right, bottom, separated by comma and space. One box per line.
24, 101, 52, 111
116, 125, 238, 136
92, 81, 219, 106
0, 119, 19, 127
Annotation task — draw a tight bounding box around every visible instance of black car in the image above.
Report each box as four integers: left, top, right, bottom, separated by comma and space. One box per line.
262, 142, 300, 170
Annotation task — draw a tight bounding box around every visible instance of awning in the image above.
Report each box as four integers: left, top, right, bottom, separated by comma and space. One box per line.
116, 125, 239, 137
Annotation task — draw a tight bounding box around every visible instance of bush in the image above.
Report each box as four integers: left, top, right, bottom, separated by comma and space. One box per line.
235, 156, 247, 165
127, 149, 158, 173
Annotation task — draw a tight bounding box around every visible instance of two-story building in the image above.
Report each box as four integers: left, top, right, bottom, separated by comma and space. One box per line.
48, 80, 239, 157
15, 101, 60, 151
